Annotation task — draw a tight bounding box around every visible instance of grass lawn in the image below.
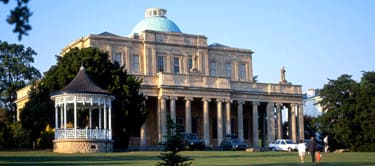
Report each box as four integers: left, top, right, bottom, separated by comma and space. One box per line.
0, 150, 374, 166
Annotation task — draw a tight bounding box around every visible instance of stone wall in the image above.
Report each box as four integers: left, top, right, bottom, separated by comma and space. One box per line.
53, 139, 113, 153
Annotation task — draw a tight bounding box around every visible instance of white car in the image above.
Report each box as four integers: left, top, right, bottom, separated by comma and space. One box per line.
269, 139, 298, 152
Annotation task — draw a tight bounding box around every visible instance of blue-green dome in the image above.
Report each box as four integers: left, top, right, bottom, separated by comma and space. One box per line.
130, 8, 181, 35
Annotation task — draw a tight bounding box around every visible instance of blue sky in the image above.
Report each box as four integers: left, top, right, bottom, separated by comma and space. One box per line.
1, 0, 374, 92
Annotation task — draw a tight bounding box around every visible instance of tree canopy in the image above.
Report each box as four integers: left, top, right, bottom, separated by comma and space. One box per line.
1, 0, 32, 40
318, 72, 375, 151
0, 40, 40, 118
22, 47, 146, 149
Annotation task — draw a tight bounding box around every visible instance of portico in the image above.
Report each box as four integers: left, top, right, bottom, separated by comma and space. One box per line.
138, 72, 303, 148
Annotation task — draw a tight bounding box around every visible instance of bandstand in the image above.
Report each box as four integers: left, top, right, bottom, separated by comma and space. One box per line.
51, 66, 115, 153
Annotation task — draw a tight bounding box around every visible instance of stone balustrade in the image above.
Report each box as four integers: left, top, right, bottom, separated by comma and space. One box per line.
139, 73, 301, 95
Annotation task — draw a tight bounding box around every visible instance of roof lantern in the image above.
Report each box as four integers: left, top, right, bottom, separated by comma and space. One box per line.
130, 8, 182, 35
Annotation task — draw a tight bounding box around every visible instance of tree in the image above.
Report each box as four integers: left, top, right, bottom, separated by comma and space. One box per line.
0, 41, 41, 120
318, 73, 375, 151
1, 0, 32, 40
20, 82, 53, 145
24, 47, 146, 149
157, 117, 193, 166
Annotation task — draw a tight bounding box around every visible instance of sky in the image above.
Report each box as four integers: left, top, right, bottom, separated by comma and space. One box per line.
1, 0, 374, 92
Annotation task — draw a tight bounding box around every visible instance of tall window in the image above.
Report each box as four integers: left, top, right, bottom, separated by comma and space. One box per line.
113, 53, 122, 66
239, 63, 246, 80
225, 63, 231, 78
210, 61, 216, 76
157, 56, 164, 72
188, 57, 193, 71
173, 57, 180, 74
132, 55, 139, 73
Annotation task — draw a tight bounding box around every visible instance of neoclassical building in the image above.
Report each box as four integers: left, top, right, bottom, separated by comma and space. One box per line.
59, 8, 304, 148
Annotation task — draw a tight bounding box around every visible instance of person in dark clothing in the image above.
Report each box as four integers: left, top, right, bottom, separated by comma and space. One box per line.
308, 136, 317, 163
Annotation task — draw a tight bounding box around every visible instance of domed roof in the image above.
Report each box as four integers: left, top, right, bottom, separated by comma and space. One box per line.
51, 66, 112, 96
130, 8, 181, 35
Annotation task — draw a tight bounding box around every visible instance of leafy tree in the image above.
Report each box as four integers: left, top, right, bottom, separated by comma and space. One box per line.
157, 117, 192, 166
24, 47, 146, 149
1, 0, 32, 40
318, 73, 375, 151
0, 41, 41, 120
356, 72, 375, 151
20, 82, 53, 145
303, 115, 318, 139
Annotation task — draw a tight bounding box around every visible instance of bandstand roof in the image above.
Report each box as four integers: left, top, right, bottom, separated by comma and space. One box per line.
51, 66, 112, 96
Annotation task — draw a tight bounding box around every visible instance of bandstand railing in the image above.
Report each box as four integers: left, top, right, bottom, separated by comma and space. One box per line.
55, 128, 111, 140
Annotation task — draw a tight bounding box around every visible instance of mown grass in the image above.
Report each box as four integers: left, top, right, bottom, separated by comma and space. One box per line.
0, 150, 374, 166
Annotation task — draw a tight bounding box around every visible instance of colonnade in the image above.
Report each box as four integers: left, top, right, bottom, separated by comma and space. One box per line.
140, 96, 304, 148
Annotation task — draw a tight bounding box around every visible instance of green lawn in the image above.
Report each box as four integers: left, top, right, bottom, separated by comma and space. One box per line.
0, 150, 374, 166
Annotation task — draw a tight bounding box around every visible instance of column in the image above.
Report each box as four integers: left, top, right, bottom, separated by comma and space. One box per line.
185, 97, 193, 133
225, 100, 231, 135
170, 97, 177, 123
108, 102, 112, 140
60, 107, 63, 129
104, 98, 107, 130
291, 103, 297, 142
140, 123, 146, 147
55, 104, 58, 138
74, 96, 77, 138
160, 96, 167, 143
237, 100, 244, 142
298, 104, 305, 141
64, 98, 67, 138
267, 102, 275, 145
203, 98, 210, 146
252, 101, 259, 148
217, 99, 224, 146
276, 103, 282, 139
288, 108, 291, 139
140, 98, 147, 146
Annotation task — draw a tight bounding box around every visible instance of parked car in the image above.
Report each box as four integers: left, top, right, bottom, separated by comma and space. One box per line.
180, 133, 206, 150
269, 139, 298, 152
220, 134, 248, 150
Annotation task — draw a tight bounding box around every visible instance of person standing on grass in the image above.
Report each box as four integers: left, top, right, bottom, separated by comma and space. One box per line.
297, 139, 306, 163
308, 136, 317, 163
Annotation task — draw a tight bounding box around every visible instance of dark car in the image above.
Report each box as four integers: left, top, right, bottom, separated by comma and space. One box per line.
304, 139, 323, 152
220, 134, 248, 150
181, 133, 206, 150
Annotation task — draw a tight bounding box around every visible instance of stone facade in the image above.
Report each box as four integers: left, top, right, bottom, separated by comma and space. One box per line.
15, 8, 304, 150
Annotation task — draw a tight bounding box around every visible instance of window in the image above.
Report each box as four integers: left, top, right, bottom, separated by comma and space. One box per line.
132, 55, 139, 73
210, 61, 216, 76
188, 57, 193, 71
239, 63, 246, 80
225, 63, 231, 78
173, 57, 180, 74
147, 48, 152, 57
113, 53, 122, 65
157, 56, 164, 72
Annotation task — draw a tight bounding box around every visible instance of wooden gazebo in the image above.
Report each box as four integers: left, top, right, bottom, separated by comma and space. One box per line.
51, 66, 115, 153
